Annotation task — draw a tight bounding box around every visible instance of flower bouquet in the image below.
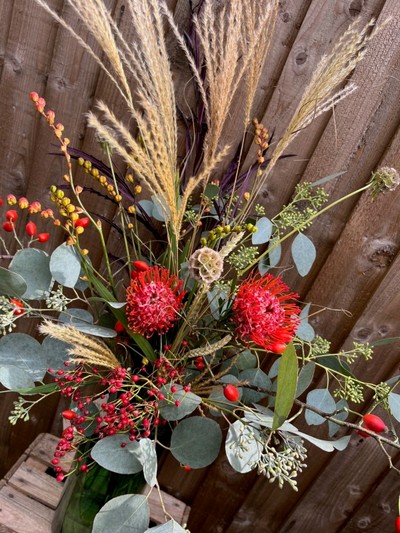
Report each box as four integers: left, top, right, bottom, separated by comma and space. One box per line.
1, 1, 400, 532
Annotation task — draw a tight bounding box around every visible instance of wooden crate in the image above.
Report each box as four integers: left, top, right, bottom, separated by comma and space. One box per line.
0, 433, 190, 532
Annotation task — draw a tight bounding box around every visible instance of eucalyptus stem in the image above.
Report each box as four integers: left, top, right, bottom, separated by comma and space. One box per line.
240, 183, 371, 276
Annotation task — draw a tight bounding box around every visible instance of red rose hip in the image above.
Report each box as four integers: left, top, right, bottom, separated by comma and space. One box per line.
223, 384, 240, 402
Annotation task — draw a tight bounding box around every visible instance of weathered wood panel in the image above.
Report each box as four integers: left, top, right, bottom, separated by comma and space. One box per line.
0, 0, 399, 532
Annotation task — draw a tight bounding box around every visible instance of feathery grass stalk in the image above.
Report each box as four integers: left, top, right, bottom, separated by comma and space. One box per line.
239, 18, 382, 222
39, 320, 120, 369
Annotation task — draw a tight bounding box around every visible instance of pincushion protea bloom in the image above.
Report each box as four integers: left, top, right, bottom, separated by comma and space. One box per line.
233, 274, 300, 352
126, 266, 185, 338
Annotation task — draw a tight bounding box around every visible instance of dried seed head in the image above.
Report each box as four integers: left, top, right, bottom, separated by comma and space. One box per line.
369, 166, 400, 199
189, 247, 224, 284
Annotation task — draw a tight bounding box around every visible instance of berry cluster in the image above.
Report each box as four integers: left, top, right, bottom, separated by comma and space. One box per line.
50, 356, 190, 479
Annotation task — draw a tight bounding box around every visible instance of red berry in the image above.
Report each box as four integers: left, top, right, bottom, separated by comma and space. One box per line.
56, 473, 65, 482
74, 217, 90, 228
182, 465, 192, 471
29, 91, 39, 102
223, 384, 240, 402
114, 321, 125, 333
0, 198, 3, 206
396, 516, 400, 533
132, 260, 149, 271
363, 414, 386, 433
10, 299, 24, 316
62, 410, 77, 420
25, 221, 37, 237
356, 428, 371, 438
37, 233, 50, 243
6, 210, 18, 222
3, 221, 14, 232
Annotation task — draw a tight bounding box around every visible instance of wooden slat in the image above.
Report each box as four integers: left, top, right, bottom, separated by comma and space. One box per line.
341, 459, 400, 532
0, 485, 53, 533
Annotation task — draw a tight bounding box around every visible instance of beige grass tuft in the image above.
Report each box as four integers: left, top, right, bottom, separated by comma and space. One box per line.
39, 320, 120, 369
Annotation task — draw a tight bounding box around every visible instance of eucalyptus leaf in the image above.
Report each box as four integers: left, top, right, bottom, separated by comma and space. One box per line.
0, 366, 35, 390
268, 238, 281, 267
305, 389, 336, 426
91, 435, 143, 474
317, 356, 353, 378
388, 392, 400, 422
235, 350, 257, 370
272, 343, 298, 430
291, 233, 316, 277
371, 337, 400, 346
239, 368, 271, 405
296, 362, 315, 398
293, 430, 351, 452
207, 287, 229, 320
268, 357, 281, 379
42, 336, 73, 370
59, 308, 94, 325
0, 333, 47, 380
138, 439, 157, 487
138, 200, 154, 218
328, 399, 349, 437
258, 256, 269, 276
170, 417, 222, 468
297, 304, 315, 341
296, 320, 315, 342
151, 194, 170, 222
93, 494, 149, 533
203, 183, 219, 200
158, 385, 201, 421
225, 420, 262, 473
50, 243, 82, 288
144, 521, 186, 533
9, 249, 53, 299
0, 267, 27, 297
59, 309, 117, 338
252, 217, 272, 245
311, 171, 346, 187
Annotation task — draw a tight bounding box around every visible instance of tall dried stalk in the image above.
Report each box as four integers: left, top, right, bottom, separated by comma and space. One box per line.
34, 0, 381, 237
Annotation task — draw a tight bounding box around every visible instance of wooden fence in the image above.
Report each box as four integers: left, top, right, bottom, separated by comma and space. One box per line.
1, 0, 400, 531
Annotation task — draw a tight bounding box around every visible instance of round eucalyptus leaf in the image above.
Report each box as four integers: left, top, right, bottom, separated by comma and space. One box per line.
9, 249, 53, 299
91, 435, 143, 474
0, 365, 35, 390
158, 385, 201, 421
42, 336, 73, 371
239, 368, 271, 405
305, 388, 336, 426
225, 420, 262, 473
144, 520, 186, 533
50, 243, 82, 288
0, 267, 27, 297
170, 417, 222, 468
93, 494, 149, 533
0, 333, 46, 380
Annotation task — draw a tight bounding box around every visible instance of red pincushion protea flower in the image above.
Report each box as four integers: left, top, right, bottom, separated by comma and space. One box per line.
233, 274, 300, 352
126, 266, 185, 338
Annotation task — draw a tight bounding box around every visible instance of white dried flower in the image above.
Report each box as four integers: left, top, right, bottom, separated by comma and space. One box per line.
189, 247, 224, 284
